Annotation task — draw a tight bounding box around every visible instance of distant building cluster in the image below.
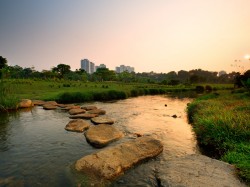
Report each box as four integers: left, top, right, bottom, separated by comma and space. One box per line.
80, 58, 135, 74
116, 65, 135, 73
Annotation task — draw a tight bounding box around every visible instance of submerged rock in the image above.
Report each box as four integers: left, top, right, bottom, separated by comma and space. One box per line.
65, 119, 90, 132
81, 105, 98, 111
157, 154, 247, 187
68, 108, 86, 115
88, 109, 106, 115
91, 116, 114, 125
19, 99, 33, 108
75, 136, 163, 180
84, 124, 123, 147
69, 113, 98, 119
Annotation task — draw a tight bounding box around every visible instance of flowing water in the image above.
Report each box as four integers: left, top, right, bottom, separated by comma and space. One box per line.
0, 95, 200, 186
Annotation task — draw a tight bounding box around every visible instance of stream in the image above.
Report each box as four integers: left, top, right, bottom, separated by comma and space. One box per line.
0, 95, 200, 186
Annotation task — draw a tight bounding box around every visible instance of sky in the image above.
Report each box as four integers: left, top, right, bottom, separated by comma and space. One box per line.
0, 0, 250, 73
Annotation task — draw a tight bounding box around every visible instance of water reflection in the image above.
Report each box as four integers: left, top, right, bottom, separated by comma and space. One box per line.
0, 95, 199, 186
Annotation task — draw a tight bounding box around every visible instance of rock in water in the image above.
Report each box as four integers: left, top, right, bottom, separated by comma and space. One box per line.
84, 124, 123, 147
81, 105, 98, 111
19, 99, 33, 108
65, 119, 90, 132
43, 104, 57, 110
91, 116, 114, 125
75, 136, 163, 180
69, 113, 98, 119
88, 109, 106, 115
32, 100, 46, 106
157, 154, 247, 187
68, 108, 86, 115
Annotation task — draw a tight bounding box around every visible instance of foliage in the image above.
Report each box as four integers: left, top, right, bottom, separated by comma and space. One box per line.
0, 80, 19, 111
187, 91, 250, 183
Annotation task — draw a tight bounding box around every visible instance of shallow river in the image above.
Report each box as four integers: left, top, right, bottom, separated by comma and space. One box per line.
0, 95, 200, 186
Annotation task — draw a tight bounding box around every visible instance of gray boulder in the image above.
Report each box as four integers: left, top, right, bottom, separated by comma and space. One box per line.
91, 116, 114, 125
157, 154, 247, 187
84, 124, 123, 147
65, 119, 90, 132
75, 136, 163, 180
69, 113, 98, 119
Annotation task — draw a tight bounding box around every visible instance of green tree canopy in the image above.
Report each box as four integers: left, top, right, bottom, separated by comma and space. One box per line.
52, 64, 71, 78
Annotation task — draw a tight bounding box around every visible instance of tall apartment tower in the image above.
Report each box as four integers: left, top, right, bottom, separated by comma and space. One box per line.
81, 59, 95, 74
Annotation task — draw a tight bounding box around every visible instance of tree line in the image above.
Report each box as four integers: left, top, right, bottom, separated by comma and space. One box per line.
0, 56, 249, 86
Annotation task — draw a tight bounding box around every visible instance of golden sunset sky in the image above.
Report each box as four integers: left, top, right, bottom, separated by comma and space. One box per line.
0, 0, 250, 73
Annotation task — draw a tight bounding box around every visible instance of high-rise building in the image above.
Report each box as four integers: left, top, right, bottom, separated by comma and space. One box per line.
81, 59, 95, 74
115, 65, 135, 73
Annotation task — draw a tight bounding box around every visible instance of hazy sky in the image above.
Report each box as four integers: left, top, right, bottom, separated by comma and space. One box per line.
0, 0, 250, 73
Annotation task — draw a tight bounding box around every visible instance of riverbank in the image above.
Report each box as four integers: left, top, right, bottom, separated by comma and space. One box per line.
0, 79, 233, 111
187, 90, 250, 184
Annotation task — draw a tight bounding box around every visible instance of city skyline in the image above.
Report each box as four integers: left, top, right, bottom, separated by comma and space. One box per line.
0, 0, 250, 73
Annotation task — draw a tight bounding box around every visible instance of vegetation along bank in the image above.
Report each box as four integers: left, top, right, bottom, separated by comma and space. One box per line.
187, 90, 250, 184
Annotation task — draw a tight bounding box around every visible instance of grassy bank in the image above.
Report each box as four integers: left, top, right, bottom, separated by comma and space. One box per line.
0, 79, 234, 109
187, 90, 250, 183
0, 80, 19, 111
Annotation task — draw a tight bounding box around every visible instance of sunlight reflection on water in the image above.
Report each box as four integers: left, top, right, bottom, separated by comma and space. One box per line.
0, 95, 199, 186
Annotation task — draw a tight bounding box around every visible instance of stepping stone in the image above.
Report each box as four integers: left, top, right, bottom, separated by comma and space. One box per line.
81, 105, 98, 111
85, 124, 123, 148
75, 136, 163, 180
88, 109, 106, 115
91, 116, 114, 125
43, 104, 57, 110
19, 99, 33, 108
69, 113, 98, 119
32, 100, 46, 106
65, 119, 90, 132
68, 108, 86, 115
63, 105, 81, 110
44, 101, 58, 106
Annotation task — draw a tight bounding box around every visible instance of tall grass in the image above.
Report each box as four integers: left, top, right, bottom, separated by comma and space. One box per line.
0, 80, 19, 111
187, 91, 250, 183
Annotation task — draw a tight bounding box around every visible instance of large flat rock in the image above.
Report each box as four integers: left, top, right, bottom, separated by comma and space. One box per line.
75, 136, 163, 180
157, 154, 247, 187
84, 124, 124, 147
65, 119, 90, 132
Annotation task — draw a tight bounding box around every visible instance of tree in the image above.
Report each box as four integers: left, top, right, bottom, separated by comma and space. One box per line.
52, 64, 71, 78
92, 68, 116, 81
0, 56, 7, 69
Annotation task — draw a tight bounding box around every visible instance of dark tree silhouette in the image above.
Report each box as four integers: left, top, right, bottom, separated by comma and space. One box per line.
0, 56, 7, 69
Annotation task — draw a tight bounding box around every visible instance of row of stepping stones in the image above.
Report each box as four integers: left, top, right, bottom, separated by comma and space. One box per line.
31, 100, 124, 148
28, 99, 163, 183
